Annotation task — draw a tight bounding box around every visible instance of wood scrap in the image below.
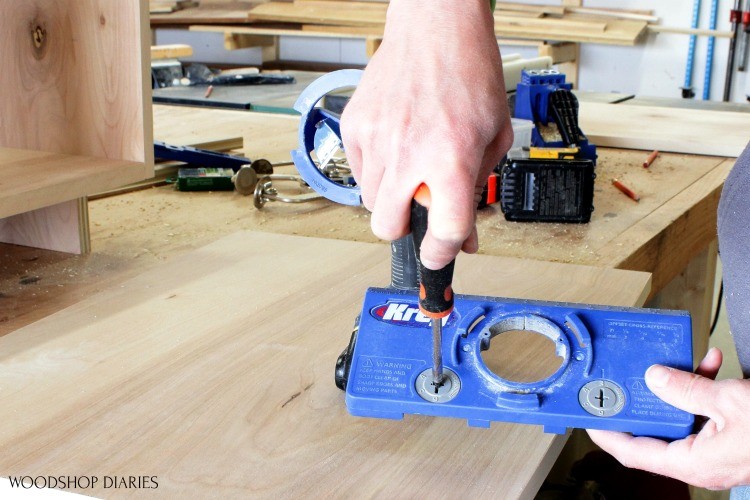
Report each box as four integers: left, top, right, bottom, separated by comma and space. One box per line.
565, 7, 658, 23
151, 44, 194, 60
579, 102, 750, 157
648, 25, 735, 38
239, 1, 648, 46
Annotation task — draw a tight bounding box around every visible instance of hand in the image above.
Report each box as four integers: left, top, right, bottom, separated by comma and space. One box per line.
340, 0, 513, 270
588, 348, 750, 490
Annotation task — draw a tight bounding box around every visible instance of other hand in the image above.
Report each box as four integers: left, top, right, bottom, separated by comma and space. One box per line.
588, 348, 750, 490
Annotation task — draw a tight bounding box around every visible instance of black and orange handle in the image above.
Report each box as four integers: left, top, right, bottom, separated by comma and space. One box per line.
410, 184, 456, 319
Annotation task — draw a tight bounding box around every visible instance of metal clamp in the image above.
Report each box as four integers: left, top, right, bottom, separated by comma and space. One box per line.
290, 69, 363, 206
253, 175, 323, 209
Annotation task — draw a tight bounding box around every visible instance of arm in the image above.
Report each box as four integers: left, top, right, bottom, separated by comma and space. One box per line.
340, 0, 513, 270
588, 142, 750, 489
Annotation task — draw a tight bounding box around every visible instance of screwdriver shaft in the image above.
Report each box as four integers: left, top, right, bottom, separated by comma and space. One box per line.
432, 320, 444, 385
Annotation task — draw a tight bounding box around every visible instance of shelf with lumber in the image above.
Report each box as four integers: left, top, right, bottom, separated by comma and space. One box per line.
153, 1, 652, 47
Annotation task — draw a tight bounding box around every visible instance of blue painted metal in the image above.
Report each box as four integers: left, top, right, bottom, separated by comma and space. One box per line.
291, 69, 363, 206
684, 0, 702, 92
513, 70, 597, 164
704, 0, 719, 100
345, 288, 695, 439
154, 141, 250, 171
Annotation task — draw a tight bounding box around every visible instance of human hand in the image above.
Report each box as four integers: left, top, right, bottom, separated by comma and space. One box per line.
340, 0, 513, 270
588, 348, 750, 490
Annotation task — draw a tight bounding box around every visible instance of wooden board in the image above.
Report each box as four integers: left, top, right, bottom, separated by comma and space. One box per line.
0, 200, 89, 255
0, 0, 152, 253
151, 43, 194, 59
151, 2, 257, 25
0, 148, 147, 220
580, 102, 750, 157
0, 0, 152, 168
0, 231, 652, 498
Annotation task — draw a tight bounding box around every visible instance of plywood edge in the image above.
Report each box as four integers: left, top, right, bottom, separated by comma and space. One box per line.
0, 199, 89, 254
140, 0, 156, 177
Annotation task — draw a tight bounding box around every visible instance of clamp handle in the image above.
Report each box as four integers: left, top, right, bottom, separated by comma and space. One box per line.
291, 69, 363, 206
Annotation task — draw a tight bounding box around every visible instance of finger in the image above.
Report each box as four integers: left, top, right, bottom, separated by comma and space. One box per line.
370, 167, 416, 242
645, 364, 720, 420
419, 169, 476, 270
343, 135, 363, 184
359, 149, 386, 212
461, 225, 479, 254
695, 347, 723, 380
587, 429, 698, 482
340, 107, 363, 183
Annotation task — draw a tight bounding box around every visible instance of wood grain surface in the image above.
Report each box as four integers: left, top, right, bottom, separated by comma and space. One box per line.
0, 0, 153, 252
148, 105, 730, 284
0, 148, 147, 220
580, 102, 750, 157
0, 107, 728, 350
0, 0, 152, 167
0, 231, 651, 498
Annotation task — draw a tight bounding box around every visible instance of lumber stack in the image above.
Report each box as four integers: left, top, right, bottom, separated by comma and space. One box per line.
150, 0, 200, 14
243, 0, 654, 46
154, 0, 655, 46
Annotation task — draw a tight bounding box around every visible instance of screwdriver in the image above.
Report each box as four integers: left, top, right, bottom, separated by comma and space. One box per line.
410, 184, 456, 388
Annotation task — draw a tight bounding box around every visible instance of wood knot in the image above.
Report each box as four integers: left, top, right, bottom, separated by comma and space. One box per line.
99, 14, 106, 26
32, 25, 46, 49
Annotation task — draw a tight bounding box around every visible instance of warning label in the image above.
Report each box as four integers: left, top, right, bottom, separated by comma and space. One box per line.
626, 377, 691, 422
351, 356, 423, 397
603, 320, 684, 345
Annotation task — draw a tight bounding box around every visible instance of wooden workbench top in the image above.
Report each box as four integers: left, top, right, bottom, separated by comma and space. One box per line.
0, 231, 651, 498
0, 106, 732, 336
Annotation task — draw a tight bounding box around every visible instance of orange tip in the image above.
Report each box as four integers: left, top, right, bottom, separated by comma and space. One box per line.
414, 183, 431, 208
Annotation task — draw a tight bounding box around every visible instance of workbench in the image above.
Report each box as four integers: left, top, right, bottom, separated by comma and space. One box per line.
5, 105, 728, 350
0, 105, 734, 497
0, 232, 651, 498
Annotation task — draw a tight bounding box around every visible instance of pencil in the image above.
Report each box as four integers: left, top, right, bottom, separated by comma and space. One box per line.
642, 150, 659, 168
612, 179, 640, 202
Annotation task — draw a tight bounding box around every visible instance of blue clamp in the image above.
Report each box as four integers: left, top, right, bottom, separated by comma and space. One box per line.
291, 69, 363, 206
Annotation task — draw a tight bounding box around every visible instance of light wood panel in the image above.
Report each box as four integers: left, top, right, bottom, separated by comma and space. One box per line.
0, 200, 88, 255
0, 231, 651, 498
0, 0, 152, 167
151, 43, 194, 59
0, 148, 148, 220
0, 0, 153, 253
151, 1, 257, 24
580, 102, 750, 157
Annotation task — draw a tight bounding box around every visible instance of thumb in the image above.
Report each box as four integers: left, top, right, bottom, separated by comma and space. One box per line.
645, 364, 720, 420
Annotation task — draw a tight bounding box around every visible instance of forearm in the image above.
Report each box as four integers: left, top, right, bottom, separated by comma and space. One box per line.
718, 141, 750, 378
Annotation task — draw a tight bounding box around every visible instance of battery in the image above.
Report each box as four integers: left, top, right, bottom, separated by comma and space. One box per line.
175, 167, 235, 191
499, 158, 595, 223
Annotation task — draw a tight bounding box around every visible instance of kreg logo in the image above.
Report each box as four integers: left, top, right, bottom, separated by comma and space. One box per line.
369, 302, 455, 328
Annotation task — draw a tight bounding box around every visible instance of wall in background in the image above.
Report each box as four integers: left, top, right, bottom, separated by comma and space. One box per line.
155, 0, 750, 103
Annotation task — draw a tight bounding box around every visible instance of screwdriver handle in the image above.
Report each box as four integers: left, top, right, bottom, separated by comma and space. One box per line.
410, 184, 456, 319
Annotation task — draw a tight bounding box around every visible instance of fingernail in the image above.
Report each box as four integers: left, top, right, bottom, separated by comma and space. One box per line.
646, 365, 671, 388
420, 257, 442, 271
